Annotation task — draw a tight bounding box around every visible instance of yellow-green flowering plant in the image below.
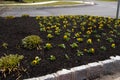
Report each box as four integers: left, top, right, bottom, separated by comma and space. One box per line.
63, 35, 70, 41
44, 43, 52, 50
111, 43, 116, 48
87, 38, 92, 44
88, 48, 95, 54
47, 34, 53, 39
31, 56, 41, 65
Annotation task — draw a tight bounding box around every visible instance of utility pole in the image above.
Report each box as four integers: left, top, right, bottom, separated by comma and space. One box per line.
116, 0, 120, 19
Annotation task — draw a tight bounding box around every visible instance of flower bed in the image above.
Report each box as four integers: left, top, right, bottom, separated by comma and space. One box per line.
0, 15, 120, 80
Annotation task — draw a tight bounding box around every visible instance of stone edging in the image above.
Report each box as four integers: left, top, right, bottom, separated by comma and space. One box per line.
24, 55, 120, 80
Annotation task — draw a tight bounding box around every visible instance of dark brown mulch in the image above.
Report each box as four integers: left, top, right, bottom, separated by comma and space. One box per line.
0, 17, 120, 80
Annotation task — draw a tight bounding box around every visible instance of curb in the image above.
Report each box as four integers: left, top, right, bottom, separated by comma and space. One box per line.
24, 55, 120, 80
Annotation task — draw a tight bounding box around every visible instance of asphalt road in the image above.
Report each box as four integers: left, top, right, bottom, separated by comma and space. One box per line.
0, 1, 119, 18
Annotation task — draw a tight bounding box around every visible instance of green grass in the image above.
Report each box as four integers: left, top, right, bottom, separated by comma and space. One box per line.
23, 0, 54, 3
0, 1, 20, 4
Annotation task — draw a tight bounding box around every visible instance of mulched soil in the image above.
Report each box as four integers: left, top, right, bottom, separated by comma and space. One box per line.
0, 16, 120, 80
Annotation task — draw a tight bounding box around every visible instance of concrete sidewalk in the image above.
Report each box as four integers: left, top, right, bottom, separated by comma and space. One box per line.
94, 72, 120, 80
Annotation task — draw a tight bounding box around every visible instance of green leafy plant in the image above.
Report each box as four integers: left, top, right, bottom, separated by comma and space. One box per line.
31, 56, 41, 65
70, 43, 78, 48
2, 42, 8, 49
58, 44, 66, 49
44, 43, 52, 50
0, 54, 24, 77
48, 55, 56, 61
76, 50, 83, 56
100, 46, 107, 51
22, 35, 42, 50
65, 54, 70, 60
106, 37, 114, 43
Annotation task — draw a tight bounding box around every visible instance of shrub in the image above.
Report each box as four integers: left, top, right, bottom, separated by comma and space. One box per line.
21, 14, 30, 18
22, 35, 42, 49
5, 16, 15, 19
0, 54, 24, 76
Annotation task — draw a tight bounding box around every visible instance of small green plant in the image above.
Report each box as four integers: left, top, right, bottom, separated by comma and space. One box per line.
106, 37, 114, 43
100, 46, 107, 51
0, 54, 24, 77
44, 43, 52, 50
70, 43, 78, 48
21, 14, 30, 17
97, 39, 101, 42
76, 50, 83, 56
22, 35, 42, 50
55, 30, 60, 35
31, 56, 41, 65
65, 54, 70, 60
48, 55, 56, 61
2, 42, 8, 49
58, 44, 66, 49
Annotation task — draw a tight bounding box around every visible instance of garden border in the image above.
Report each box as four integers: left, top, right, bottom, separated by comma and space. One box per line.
24, 55, 120, 80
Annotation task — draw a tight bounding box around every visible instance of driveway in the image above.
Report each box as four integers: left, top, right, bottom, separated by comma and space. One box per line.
0, 1, 118, 18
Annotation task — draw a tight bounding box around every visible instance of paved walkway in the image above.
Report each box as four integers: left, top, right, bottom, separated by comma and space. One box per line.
94, 72, 120, 80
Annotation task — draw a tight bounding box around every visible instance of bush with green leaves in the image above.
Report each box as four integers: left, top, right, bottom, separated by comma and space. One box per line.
0, 54, 24, 76
22, 35, 42, 49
